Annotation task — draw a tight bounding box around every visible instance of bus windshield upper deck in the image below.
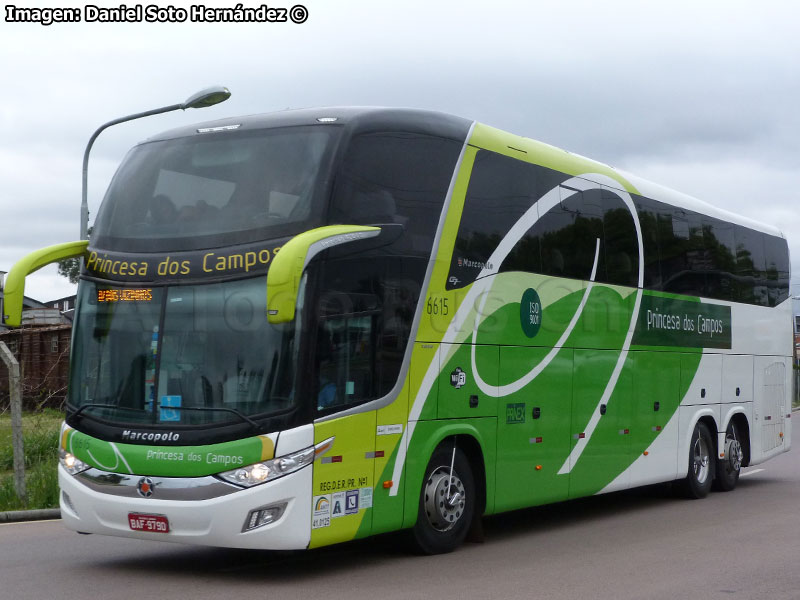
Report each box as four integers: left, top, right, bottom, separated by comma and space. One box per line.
92, 125, 338, 252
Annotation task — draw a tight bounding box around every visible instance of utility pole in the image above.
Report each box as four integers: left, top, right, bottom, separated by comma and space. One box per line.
0, 341, 26, 502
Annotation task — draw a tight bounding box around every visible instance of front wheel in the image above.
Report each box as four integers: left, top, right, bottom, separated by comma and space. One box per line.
714, 421, 743, 492
680, 421, 715, 499
411, 446, 475, 554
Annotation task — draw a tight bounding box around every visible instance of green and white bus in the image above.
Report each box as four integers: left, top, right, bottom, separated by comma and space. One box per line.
5, 107, 792, 553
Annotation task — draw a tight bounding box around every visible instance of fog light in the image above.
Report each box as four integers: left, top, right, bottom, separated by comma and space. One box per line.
242, 502, 287, 532
62, 491, 77, 515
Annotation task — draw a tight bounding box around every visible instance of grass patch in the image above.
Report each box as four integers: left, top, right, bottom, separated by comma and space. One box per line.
0, 408, 63, 511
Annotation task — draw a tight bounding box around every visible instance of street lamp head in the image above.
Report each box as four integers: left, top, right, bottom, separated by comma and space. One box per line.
181, 86, 232, 110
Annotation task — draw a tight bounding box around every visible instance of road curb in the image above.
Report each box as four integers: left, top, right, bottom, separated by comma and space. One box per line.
0, 508, 61, 523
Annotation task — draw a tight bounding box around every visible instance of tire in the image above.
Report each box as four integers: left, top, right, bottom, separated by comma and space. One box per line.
411, 446, 475, 554
681, 421, 715, 499
713, 421, 743, 492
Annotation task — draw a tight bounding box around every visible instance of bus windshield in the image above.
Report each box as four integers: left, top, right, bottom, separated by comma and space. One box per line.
68, 277, 299, 426
92, 126, 338, 252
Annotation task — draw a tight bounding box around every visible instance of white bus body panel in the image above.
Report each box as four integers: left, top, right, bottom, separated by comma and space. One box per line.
59, 463, 313, 550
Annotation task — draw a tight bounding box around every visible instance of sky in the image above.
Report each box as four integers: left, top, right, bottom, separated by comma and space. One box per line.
1, 0, 799, 302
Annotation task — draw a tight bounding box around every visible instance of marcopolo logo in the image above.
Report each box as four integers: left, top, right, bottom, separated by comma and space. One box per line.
136, 477, 157, 498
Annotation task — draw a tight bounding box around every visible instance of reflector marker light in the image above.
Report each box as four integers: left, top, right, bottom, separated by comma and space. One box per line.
535, 465, 543, 471
651, 425, 662, 432
365, 451, 385, 459
765, 416, 772, 421
643, 451, 649, 456
529, 437, 544, 444
383, 481, 393, 489
618, 429, 629, 435
573, 433, 586, 440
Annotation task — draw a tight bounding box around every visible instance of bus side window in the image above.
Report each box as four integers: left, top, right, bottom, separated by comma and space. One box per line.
635, 197, 662, 290
764, 234, 790, 306
703, 217, 736, 302
315, 314, 376, 411
734, 225, 767, 306
600, 188, 638, 287
452, 150, 542, 286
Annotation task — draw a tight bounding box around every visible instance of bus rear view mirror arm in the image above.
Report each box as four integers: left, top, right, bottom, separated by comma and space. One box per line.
266, 225, 381, 324
3, 241, 89, 327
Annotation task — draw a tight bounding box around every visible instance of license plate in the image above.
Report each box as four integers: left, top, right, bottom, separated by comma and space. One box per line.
128, 513, 170, 533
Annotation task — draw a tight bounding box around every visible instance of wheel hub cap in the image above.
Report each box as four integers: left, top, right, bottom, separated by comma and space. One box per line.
725, 438, 743, 472
693, 437, 710, 484
423, 469, 466, 532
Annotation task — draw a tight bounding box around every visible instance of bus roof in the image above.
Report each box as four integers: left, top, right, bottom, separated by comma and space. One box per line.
143, 106, 473, 145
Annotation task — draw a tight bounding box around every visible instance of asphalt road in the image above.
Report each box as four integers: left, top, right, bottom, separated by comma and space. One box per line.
3, 420, 800, 600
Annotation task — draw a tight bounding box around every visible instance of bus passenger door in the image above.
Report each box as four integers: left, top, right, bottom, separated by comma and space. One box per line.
309, 313, 378, 548
312, 412, 376, 547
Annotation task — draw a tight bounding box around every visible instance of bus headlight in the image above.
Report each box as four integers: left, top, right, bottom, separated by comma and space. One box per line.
218, 446, 315, 488
59, 449, 91, 476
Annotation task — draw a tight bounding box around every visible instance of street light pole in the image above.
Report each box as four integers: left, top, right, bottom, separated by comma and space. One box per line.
79, 86, 231, 240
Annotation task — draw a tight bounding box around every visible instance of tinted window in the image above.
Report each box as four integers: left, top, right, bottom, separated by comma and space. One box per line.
764, 235, 790, 306
538, 187, 607, 281
601, 189, 639, 287
93, 126, 337, 252
638, 192, 786, 306
635, 198, 662, 289
330, 132, 462, 257
450, 151, 541, 287
450, 151, 568, 288
734, 226, 767, 305
313, 256, 422, 414
703, 217, 736, 301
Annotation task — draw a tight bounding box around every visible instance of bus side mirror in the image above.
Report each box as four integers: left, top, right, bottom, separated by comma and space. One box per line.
3, 241, 89, 327
266, 225, 380, 324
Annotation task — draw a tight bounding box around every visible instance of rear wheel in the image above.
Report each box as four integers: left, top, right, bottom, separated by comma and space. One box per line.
714, 421, 743, 492
681, 421, 714, 499
411, 446, 475, 554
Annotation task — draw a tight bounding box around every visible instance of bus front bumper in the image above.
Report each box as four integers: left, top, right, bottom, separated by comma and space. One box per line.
58, 463, 312, 549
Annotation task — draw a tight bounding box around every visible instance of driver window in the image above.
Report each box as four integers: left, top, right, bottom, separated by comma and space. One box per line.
316, 315, 375, 411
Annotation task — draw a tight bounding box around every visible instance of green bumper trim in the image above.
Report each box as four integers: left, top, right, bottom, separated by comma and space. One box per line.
267, 225, 380, 324
3, 241, 88, 327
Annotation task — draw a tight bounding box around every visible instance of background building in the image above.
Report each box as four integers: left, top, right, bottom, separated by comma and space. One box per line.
0, 271, 75, 410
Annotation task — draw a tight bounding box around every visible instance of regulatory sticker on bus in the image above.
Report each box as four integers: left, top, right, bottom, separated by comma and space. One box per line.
128, 513, 170, 533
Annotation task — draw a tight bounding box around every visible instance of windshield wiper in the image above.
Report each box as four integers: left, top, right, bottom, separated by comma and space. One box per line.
68, 403, 146, 419
67, 403, 260, 429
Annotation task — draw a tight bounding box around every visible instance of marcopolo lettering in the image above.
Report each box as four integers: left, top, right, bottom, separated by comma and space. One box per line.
122, 430, 180, 443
